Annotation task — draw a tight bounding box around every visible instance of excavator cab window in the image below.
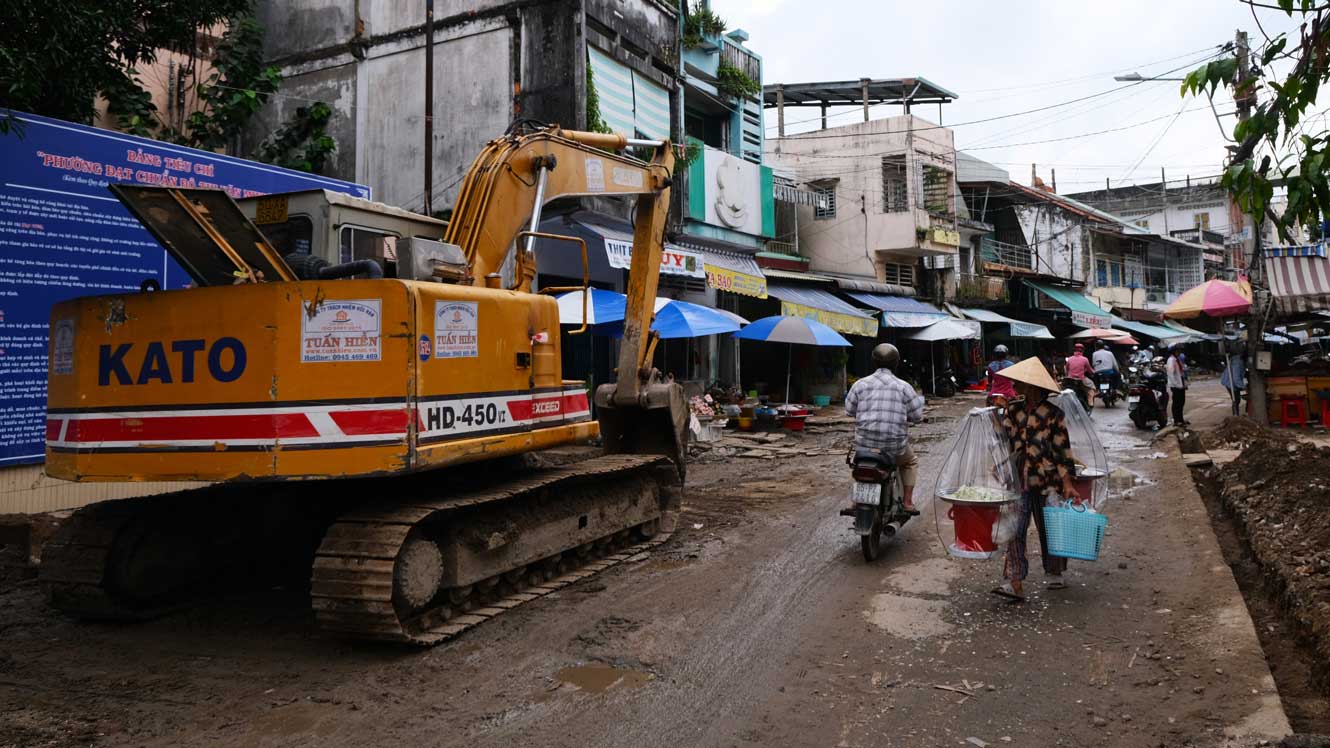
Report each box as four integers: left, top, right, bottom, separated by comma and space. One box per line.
339, 225, 400, 276
258, 215, 314, 256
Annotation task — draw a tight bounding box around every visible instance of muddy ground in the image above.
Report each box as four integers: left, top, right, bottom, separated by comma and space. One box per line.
0, 384, 1303, 747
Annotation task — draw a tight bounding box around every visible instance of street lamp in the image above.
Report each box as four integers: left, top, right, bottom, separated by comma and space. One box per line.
1114, 72, 1186, 82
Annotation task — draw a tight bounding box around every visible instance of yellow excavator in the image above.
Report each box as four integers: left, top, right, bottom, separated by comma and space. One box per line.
39, 126, 687, 644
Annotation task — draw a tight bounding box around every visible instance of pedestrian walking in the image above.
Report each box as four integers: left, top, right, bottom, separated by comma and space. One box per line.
986, 344, 1017, 400
1220, 343, 1247, 417
988, 357, 1079, 602
1166, 344, 1188, 427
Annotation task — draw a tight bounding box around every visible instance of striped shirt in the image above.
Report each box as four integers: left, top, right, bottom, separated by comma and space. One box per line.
845, 369, 925, 455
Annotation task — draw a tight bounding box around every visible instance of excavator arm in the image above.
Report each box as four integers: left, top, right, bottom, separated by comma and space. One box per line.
445, 126, 686, 474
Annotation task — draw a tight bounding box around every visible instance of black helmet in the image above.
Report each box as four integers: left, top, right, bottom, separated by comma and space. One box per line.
871, 343, 900, 371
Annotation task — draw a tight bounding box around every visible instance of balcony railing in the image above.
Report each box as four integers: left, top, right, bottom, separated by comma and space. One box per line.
955, 274, 1009, 303
980, 236, 1033, 270
766, 240, 798, 256
720, 39, 761, 88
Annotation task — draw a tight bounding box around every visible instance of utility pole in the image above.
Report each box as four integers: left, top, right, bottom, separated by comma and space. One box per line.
423, 0, 435, 216
1161, 167, 1169, 234
1234, 28, 1269, 424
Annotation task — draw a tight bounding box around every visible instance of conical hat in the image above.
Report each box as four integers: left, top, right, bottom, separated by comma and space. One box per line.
998, 357, 1060, 393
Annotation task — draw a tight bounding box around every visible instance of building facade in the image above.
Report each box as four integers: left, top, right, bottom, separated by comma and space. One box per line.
247, 0, 680, 215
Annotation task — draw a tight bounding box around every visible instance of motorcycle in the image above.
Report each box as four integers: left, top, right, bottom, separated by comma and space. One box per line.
842, 447, 912, 561
1129, 368, 1170, 430
930, 366, 958, 398
1095, 370, 1122, 408
1061, 376, 1092, 411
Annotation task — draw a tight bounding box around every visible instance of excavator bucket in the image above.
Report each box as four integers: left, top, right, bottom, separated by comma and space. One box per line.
594, 380, 689, 481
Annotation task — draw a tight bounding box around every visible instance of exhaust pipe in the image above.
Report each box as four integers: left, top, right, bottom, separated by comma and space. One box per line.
883, 521, 903, 537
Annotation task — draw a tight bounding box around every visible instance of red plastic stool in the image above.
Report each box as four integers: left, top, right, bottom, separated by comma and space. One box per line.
1280, 396, 1308, 427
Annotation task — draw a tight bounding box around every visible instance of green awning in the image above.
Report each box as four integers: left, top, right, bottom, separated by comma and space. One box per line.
1025, 281, 1112, 328
1110, 316, 1188, 342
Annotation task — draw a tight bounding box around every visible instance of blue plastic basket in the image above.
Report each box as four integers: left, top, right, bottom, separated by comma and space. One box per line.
1042, 503, 1108, 561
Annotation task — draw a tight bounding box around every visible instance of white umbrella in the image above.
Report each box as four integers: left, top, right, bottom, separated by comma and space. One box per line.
906, 319, 979, 394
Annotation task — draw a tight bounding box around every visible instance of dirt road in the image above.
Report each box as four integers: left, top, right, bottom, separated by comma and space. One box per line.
0, 387, 1291, 747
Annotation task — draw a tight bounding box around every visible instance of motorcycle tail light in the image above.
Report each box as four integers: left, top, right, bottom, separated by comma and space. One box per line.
1129, 386, 1142, 396
852, 466, 887, 482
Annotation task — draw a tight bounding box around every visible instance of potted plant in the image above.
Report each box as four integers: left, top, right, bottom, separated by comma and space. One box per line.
683, 2, 726, 51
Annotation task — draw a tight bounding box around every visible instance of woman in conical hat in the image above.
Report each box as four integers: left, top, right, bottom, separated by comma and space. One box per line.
989, 357, 1078, 602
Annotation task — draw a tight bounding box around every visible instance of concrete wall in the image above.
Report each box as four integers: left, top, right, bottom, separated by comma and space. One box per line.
768, 115, 958, 280
1012, 204, 1090, 282
249, 0, 678, 217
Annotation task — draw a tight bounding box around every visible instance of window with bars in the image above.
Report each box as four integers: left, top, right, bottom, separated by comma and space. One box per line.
881, 155, 909, 213
1193, 212, 1210, 231
921, 165, 952, 216
880, 262, 915, 287
814, 186, 837, 220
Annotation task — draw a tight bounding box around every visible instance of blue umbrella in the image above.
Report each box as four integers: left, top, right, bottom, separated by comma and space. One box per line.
733, 315, 851, 404
556, 288, 626, 326
651, 299, 741, 339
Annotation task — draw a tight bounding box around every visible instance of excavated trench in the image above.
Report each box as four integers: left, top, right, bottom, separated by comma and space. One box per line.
1186, 430, 1330, 735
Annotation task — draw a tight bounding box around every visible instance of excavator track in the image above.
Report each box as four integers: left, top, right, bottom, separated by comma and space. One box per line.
311, 453, 678, 645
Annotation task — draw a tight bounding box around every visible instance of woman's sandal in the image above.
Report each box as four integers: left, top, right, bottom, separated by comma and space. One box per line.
990, 583, 1025, 602
1046, 579, 1069, 590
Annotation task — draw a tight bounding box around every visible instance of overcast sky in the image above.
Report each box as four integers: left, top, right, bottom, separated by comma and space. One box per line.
714, 0, 1310, 198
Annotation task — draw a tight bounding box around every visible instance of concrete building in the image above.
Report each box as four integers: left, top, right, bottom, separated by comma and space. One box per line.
765, 102, 966, 296
957, 153, 1207, 322
1063, 177, 1278, 276
247, 0, 680, 215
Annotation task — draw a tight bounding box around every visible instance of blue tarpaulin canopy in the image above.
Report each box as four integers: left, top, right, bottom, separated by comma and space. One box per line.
1109, 315, 1189, 343
845, 292, 949, 327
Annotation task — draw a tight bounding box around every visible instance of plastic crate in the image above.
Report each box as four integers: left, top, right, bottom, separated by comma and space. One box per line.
1041, 503, 1108, 561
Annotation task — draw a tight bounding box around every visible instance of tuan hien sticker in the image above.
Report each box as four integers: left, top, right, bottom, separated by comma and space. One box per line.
301, 299, 382, 363
51, 318, 75, 375
434, 301, 478, 359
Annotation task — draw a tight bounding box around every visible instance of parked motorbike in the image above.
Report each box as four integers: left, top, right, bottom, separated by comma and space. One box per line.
931, 366, 958, 398
841, 448, 912, 561
1129, 369, 1170, 430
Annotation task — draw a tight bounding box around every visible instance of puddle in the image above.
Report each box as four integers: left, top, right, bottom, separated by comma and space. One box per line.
883, 557, 962, 596
556, 664, 655, 693
862, 593, 955, 639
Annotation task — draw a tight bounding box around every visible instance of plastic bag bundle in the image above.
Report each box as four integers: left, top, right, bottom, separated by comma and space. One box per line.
933, 407, 1022, 560
934, 407, 1021, 504
1053, 390, 1110, 508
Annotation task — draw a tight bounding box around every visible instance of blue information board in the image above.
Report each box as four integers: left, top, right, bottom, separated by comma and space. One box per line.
0, 110, 370, 466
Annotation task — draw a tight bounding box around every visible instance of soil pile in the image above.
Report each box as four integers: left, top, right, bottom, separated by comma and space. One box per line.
1215, 435, 1330, 677
1203, 416, 1294, 451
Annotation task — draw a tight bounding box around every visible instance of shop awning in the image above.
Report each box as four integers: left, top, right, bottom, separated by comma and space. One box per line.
1109, 316, 1188, 343
1025, 281, 1112, 328
700, 247, 768, 299
1265, 244, 1330, 313
766, 283, 878, 337
1163, 319, 1222, 341
955, 307, 1054, 339
581, 222, 705, 279
845, 292, 948, 327
905, 318, 981, 341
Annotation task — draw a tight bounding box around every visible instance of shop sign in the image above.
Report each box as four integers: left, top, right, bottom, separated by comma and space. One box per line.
704, 264, 767, 299
605, 239, 705, 278
780, 301, 878, 337
930, 227, 961, 247
1071, 310, 1112, 329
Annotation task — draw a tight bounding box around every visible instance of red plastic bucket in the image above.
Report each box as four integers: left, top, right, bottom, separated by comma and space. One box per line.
948, 504, 999, 552
783, 415, 807, 431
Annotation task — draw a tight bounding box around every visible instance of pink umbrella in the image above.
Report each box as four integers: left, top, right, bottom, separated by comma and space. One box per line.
1163, 279, 1253, 320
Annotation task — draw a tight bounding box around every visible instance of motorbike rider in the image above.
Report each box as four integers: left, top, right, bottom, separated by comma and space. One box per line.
1064, 342, 1094, 407
986, 344, 1017, 400
1091, 340, 1121, 392
845, 343, 925, 515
